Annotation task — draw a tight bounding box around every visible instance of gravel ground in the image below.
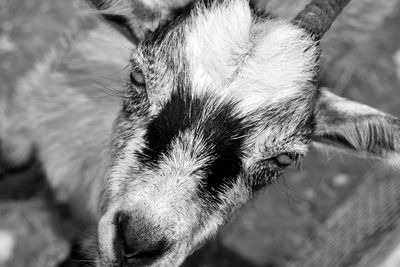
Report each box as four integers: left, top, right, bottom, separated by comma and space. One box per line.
1, 1, 400, 267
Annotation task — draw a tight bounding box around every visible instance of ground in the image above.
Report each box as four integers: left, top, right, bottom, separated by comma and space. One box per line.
1, 1, 400, 267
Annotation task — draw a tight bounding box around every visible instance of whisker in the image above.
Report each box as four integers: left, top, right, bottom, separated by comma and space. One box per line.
92, 80, 127, 99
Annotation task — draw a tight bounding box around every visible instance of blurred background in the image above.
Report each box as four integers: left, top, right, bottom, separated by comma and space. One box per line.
1, 0, 400, 266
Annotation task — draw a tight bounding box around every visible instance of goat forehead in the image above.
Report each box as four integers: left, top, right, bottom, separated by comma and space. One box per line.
139, 0, 318, 112
183, 0, 319, 113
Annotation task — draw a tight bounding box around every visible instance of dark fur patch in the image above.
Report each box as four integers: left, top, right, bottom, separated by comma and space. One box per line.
195, 99, 255, 202
137, 87, 206, 165
137, 86, 255, 203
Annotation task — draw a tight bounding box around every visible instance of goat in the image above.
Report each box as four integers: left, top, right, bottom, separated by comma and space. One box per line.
1, 0, 399, 266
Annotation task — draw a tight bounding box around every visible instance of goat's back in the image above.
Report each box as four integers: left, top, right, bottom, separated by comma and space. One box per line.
1, 14, 133, 220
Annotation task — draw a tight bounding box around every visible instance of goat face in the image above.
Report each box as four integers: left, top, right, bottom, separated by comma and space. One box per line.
97, 1, 319, 265
96, 0, 400, 266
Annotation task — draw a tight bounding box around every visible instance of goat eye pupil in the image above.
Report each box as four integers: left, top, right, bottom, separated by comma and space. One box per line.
130, 70, 145, 86
276, 154, 292, 167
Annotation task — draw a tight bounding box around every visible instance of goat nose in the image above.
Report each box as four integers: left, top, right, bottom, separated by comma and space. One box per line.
117, 213, 171, 264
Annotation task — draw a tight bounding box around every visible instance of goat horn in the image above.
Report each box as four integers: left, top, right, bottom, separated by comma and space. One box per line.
293, 0, 351, 39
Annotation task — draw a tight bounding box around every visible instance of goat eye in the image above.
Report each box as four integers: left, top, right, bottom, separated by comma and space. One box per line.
130, 69, 145, 87
275, 153, 293, 167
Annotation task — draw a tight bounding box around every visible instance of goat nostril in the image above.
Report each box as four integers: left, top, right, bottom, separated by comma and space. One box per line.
123, 239, 170, 260
117, 213, 170, 263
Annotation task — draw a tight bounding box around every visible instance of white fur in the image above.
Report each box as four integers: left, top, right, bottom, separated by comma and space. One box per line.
118, 130, 208, 225
98, 205, 120, 263
142, 0, 193, 12
0, 230, 15, 264
185, 0, 318, 114
190, 179, 251, 257
106, 126, 147, 205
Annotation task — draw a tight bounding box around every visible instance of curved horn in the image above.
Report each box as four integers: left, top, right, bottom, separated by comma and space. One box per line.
293, 0, 351, 39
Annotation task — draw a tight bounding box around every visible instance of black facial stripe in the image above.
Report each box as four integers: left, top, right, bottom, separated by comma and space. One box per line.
137, 86, 255, 203
195, 100, 255, 203
137, 86, 207, 165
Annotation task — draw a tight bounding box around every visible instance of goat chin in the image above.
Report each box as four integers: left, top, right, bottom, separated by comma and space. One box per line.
0, 0, 398, 266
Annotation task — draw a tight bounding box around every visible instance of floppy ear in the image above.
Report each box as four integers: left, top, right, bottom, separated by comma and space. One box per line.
313, 88, 400, 161
85, 0, 193, 44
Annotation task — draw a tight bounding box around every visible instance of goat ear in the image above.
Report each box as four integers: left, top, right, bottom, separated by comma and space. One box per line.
313, 88, 400, 160
86, 0, 193, 44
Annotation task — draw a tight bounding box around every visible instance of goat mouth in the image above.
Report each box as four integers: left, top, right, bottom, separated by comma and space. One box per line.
97, 242, 187, 267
